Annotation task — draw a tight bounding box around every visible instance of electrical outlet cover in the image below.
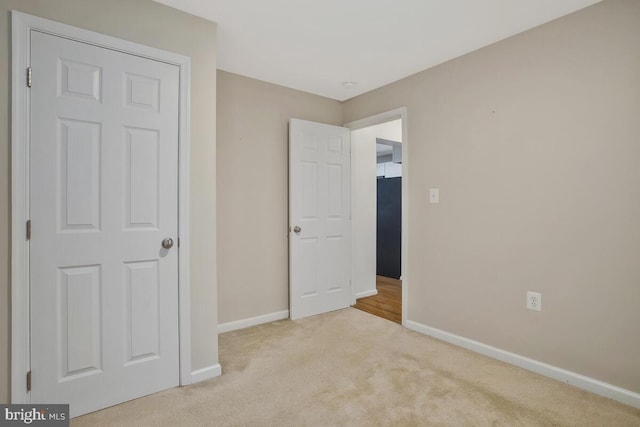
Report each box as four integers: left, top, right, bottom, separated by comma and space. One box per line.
527, 291, 542, 311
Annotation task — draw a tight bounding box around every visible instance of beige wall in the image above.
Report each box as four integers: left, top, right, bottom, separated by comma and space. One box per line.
216, 71, 342, 324
0, 0, 218, 403
343, 0, 640, 393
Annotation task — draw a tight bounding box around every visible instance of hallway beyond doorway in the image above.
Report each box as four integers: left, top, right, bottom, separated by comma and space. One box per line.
352, 276, 401, 324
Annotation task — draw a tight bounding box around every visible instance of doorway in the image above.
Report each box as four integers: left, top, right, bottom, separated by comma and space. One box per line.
346, 109, 407, 325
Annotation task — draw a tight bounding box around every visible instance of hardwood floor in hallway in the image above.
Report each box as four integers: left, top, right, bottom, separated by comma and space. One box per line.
352, 275, 402, 324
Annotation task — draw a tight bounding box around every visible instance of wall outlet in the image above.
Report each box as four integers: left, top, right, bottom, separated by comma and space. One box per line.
527, 291, 542, 311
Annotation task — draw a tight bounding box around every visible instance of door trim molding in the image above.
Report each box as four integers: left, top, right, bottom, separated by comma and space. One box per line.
11, 11, 193, 403
344, 107, 408, 326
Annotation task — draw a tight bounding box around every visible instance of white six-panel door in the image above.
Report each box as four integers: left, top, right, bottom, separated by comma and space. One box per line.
29, 30, 180, 417
289, 119, 351, 320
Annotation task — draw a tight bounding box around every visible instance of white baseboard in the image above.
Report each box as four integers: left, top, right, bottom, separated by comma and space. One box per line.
218, 310, 289, 333
190, 364, 222, 384
356, 289, 378, 299
405, 320, 640, 409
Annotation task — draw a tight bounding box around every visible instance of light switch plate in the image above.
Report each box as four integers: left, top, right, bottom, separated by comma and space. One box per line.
429, 188, 440, 204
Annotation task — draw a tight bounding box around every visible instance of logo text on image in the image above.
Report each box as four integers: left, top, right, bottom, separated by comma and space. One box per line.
1, 405, 69, 426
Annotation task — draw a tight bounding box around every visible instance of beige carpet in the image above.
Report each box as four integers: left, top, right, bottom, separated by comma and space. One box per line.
73, 308, 640, 426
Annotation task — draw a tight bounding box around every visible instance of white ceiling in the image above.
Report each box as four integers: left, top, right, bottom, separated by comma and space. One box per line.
153, 0, 601, 101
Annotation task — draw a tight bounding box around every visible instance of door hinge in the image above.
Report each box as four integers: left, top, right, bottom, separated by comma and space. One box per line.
26, 67, 32, 88
26, 371, 32, 392
26, 220, 31, 240
177, 238, 180, 248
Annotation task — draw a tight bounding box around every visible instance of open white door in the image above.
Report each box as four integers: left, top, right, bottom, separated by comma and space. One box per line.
289, 119, 351, 320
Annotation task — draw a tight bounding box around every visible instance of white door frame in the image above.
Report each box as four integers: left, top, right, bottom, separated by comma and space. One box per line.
11, 11, 193, 403
344, 107, 408, 326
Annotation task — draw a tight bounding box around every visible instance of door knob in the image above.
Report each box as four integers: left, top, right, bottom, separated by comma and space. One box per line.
162, 238, 174, 249
293, 226, 302, 233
